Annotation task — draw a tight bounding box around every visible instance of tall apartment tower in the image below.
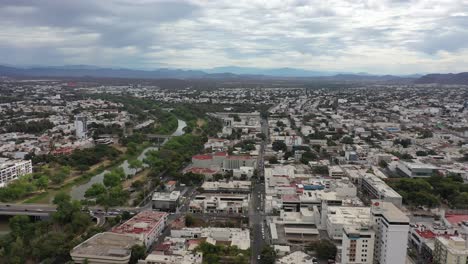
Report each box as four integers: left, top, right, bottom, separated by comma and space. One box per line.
370, 200, 409, 264
74, 115, 88, 139
341, 225, 375, 264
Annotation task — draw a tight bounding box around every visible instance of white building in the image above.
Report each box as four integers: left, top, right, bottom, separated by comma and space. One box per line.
341, 225, 375, 264
325, 207, 371, 240
74, 115, 88, 139
276, 251, 314, 264
71, 232, 142, 264
152, 191, 181, 212
361, 173, 403, 207
170, 227, 250, 250
370, 200, 409, 264
395, 161, 438, 178
112, 211, 168, 248
138, 252, 203, 264
433, 236, 468, 264
0, 159, 33, 187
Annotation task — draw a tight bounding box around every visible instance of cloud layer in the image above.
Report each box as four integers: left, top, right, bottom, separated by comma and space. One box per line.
1, 0, 468, 74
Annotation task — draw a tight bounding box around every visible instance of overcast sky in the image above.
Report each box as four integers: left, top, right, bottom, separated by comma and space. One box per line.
1, 0, 467, 74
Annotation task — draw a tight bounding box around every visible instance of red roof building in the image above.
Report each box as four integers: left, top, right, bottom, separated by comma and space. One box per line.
112, 211, 168, 248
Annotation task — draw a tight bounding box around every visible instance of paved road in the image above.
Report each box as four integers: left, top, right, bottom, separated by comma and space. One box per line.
251, 116, 268, 263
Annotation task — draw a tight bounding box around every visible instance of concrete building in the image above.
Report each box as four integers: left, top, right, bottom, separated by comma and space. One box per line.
189, 193, 249, 214
370, 200, 409, 264
70, 232, 142, 264
201, 181, 251, 193
325, 207, 371, 240
276, 251, 314, 264
74, 114, 88, 139
395, 161, 438, 178
329, 166, 346, 178
112, 211, 168, 248
138, 252, 203, 264
361, 173, 403, 207
341, 225, 375, 264
191, 152, 257, 171
170, 227, 250, 250
152, 191, 181, 212
0, 159, 32, 187
433, 236, 468, 264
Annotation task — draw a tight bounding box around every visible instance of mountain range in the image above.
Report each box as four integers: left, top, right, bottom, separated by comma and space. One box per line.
0, 64, 466, 84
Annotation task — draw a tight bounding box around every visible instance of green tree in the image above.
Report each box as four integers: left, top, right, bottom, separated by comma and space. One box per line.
130, 244, 147, 264
272, 140, 287, 152
316, 239, 337, 260
34, 175, 49, 190
260, 246, 276, 264
129, 159, 143, 170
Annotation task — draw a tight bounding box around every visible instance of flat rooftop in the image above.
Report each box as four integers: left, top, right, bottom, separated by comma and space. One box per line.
71, 232, 140, 258
112, 211, 168, 235
372, 200, 409, 223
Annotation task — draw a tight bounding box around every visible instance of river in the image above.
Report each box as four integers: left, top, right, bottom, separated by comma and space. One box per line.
69, 119, 186, 200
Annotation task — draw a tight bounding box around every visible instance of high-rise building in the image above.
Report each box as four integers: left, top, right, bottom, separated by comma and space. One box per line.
74, 115, 87, 139
370, 200, 409, 264
341, 225, 375, 264
433, 236, 468, 264
0, 159, 33, 187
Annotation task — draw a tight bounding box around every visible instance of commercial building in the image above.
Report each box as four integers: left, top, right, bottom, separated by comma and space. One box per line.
191, 152, 257, 171
433, 236, 468, 264
112, 211, 168, 248
189, 193, 249, 214
341, 225, 375, 264
152, 191, 181, 212
200, 181, 251, 193
170, 227, 250, 250
325, 206, 371, 240
70, 232, 142, 264
370, 200, 409, 264
74, 114, 88, 139
276, 251, 314, 264
0, 159, 32, 187
138, 252, 203, 264
395, 161, 438, 178
361, 173, 403, 207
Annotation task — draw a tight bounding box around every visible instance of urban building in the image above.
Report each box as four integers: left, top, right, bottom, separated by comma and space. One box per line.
361, 173, 403, 207
276, 251, 314, 264
112, 211, 168, 248
0, 159, 32, 187
395, 161, 439, 178
138, 252, 203, 264
370, 200, 410, 264
189, 193, 249, 214
170, 227, 251, 250
74, 114, 88, 139
341, 225, 375, 264
70, 232, 142, 264
152, 191, 181, 212
325, 206, 371, 240
433, 236, 468, 264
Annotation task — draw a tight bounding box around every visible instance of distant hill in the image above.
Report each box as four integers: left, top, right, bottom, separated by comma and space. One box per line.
415, 72, 468, 85
0, 64, 418, 83
206, 66, 336, 77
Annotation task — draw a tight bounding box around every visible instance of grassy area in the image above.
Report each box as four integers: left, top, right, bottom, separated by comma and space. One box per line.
20, 143, 150, 204
122, 169, 149, 189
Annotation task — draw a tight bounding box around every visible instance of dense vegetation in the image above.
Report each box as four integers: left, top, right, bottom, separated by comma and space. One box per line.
84, 168, 129, 208
388, 174, 468, 208
3, 119, 54, 134
0, 193, 99, 263
29, 145, 121, 168
195, 241, 250, 264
